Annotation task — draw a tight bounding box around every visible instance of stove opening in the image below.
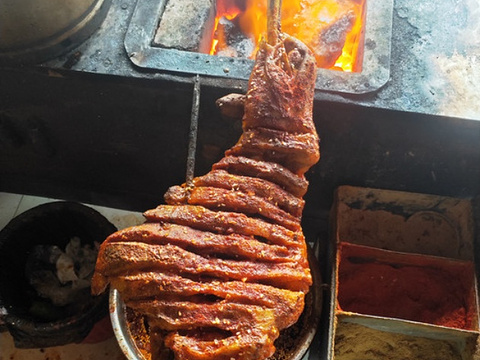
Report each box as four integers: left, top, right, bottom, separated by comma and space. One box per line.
210, 0, 366, 72
139, 0, 392, 93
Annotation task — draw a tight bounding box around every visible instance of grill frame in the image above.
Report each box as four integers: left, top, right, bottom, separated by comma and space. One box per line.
124, 0, 394, 94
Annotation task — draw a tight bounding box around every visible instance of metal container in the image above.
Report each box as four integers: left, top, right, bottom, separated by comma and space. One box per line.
328, 186, 480, 360
110, 246, 323, 360
0, 0, 112, 64
331, 186, 475, 260
333, 314, 478, 360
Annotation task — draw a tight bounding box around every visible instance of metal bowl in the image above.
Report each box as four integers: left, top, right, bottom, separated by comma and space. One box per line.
0, 0, 112, 64
110, 246, 323, 360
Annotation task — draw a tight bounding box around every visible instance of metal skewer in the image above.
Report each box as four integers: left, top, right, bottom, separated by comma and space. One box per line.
187, 1, 279, 185
186, 74, 200, 186
267, 0, 282, 45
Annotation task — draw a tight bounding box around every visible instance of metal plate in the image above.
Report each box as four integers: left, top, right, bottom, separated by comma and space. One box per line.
124, 0, 394, 94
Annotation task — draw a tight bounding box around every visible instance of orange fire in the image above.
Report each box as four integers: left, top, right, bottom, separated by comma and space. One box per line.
209, 0, 366, 72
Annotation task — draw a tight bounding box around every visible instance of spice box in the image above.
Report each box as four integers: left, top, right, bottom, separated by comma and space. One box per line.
328, 186, 480, 360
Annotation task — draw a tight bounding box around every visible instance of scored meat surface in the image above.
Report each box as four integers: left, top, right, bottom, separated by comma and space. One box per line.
92, 29, 319, 360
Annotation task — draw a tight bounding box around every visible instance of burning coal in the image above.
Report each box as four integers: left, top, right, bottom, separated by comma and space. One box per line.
210, 0, 366, 72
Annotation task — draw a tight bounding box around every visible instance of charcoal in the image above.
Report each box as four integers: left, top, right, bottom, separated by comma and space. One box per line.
215, 16, 255, 59
217, 16, 236, 38
315, 10, 356, 68
154, 0, 216, 53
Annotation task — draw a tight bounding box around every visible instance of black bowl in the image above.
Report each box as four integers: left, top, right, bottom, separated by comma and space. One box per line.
0, 201, 117, 348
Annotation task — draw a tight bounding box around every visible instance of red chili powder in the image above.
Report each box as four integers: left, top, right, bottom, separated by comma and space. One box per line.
336, 243, 476, 330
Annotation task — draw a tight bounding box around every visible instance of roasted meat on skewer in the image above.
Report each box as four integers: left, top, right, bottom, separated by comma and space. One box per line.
92, 28, 320, 360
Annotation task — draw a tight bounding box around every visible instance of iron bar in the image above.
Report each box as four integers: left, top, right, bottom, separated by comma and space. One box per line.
186, 74, 201, 186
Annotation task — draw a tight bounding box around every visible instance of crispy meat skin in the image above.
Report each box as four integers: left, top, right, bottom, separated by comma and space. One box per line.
111, 272, 304, 329
243, 36, 317, 137
188, 186, 301, 231
103, 222, 303, 263
92, 33, 319, 360
182, 169, 305, 217
95, 242, 311, 292
143, 205, 307, 249
213, 156, 309, 197
139, 302, 278, 360
226, 128, 320, 175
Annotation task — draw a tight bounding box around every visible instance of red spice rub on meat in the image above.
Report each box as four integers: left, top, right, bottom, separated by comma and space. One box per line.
92, 29, 320, 360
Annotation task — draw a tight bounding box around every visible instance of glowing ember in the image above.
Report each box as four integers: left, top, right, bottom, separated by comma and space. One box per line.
209, 0, 366, 72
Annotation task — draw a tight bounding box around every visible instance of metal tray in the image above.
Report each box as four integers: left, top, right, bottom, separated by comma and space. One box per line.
328, 186, 480, 360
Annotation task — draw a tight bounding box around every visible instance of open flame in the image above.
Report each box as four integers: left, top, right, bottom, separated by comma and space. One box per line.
209, 0, 366, 72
